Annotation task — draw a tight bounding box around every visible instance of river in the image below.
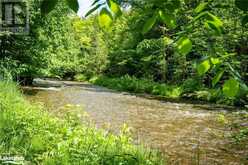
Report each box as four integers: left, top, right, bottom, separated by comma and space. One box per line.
22, 79, 247, 165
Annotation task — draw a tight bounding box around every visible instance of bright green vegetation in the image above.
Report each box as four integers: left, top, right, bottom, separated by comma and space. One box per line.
1, 0, 247, 106
0, 0, 247, 163
75, 74, 242, 105
88, 75, 182, 98
0, 82, 164, 164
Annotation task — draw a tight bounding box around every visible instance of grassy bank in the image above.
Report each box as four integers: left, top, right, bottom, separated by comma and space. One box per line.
87, 75, 182, 99
0, 82, 164, 165
75, 75, 247, 106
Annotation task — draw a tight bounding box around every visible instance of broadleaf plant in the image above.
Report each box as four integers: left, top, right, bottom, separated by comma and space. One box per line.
175, 37, 192, 56
223, 78, 240, 98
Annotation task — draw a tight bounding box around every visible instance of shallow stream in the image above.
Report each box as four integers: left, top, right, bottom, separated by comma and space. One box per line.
23, 79, 247, 165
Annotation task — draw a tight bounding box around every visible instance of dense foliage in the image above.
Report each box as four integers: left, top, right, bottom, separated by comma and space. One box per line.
0, 0, 247, 106
0, 82, 164, 164
90, 0, 247, 106
0, 0, 247, 164
109, 0, 248, 105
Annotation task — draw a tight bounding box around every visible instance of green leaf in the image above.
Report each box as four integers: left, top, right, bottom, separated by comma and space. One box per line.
85, 3, 103, 17
175, 37, 192, 55
205, 21, 223, 34
223, 78, 239, 98
41, 0, 58, 15
235, 0, 248, 11
159, 10, 177, 29
194, 2, 209, 13
205, 13, 223, 34
193, 11, 209, 22
142, 12, 158, 34
212, 70, 224, 87
107, 0, 122, 17
66, 0, 79, 13
241, 15, 248, 26
210, 57, 221, 65
163, 36, 174, 45
98, 8, 113, 29
193, 12, 223, 34
197, 59, 211, 75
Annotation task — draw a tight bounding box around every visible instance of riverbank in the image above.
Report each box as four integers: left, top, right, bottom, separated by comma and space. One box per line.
0, 82, 164, 164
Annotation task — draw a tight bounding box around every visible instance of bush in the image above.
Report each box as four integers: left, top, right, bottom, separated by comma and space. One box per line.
0, 82, 164, 165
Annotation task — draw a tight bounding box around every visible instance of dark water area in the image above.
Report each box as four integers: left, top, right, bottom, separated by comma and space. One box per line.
22, 79, 248, 165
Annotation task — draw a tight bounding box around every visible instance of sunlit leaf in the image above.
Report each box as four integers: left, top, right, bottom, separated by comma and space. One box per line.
210, 57, 221, 65
142, 12, 158, 34
98, 8, 113, 29
235, 0, 248, 11
41, 0, 58, 15
194, 2, 209, 13
205, 13, 223, 34
212, 70, 224, 87
66, 0, 79, 13
197, 59, 211, 75
141, 56, 153, 62
159, 10, 177, 29
175, 37, 192, 55
207, 13, 223, 26
193, 11, 209, 22
107, 0, 122, 17
163, 36, 174, 45
193, 12, 223, 34
223, 78, 239, 97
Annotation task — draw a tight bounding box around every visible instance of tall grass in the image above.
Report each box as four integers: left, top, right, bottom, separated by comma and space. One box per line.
0, 82, 164, 165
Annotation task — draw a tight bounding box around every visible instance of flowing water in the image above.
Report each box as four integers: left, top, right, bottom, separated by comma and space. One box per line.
23, 79, 248, 165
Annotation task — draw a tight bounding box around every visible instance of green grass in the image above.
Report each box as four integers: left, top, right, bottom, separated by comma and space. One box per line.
85, 75, 247, 106
0, 82, 164, 165
89, 75, 182, 99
